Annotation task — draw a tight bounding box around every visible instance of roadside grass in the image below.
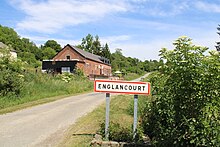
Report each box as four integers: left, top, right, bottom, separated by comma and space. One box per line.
0, 92, 92, 115
0, 72, 93, 114
123, 73, 145, 81
59, 95, 135, 147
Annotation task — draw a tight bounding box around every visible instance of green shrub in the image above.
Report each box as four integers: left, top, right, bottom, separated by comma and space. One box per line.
141, 37, 220, 146
98, 121, 133, 142
98, 121, 145, 143
74, 68, 85, 77
0, 47, 24, 96
0, 70, 24, 96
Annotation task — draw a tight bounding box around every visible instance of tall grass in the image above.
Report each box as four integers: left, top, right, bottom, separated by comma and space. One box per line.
0, 72, 93, 110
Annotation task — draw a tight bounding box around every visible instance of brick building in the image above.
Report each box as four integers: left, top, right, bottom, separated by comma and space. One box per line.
42, 44, 111, 77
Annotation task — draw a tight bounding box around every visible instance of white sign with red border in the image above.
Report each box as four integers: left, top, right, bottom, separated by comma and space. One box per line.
94, 80, 150, 95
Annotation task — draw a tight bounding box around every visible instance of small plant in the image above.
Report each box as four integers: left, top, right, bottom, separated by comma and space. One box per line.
59, 73, 74, 83
74, 68, 85, 77
98, 121, 133, 142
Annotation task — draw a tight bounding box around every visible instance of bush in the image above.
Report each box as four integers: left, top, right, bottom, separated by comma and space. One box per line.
0, 70, 24, 96
74, 68, 85, 77
141, 37, 220, 146
98, 121, 133, 142
98, 121, 145, 143
0, 47, 24, 96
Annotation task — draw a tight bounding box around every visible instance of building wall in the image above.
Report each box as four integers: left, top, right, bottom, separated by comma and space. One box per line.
53, 45, 84, 61
83, 59, 111, 76
52, 45, 111, 76
10, 51, 17, 59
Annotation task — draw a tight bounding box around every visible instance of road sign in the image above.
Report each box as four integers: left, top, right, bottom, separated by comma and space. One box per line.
94, 79, 151, 140
94, 80, 150, 95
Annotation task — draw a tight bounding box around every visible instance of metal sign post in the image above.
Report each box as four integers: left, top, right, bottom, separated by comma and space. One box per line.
133, 94, 138, 139
94, 80, 150, 141
105, 93, 110, 140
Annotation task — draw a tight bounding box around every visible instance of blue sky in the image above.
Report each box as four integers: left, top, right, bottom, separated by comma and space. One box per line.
0, 0, 219, 60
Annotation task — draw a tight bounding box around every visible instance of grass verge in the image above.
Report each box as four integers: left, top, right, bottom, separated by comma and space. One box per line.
123, 72, 146, 81
58, 94, 135, 147
0, 90, 92, 115
0, 72, 93, 114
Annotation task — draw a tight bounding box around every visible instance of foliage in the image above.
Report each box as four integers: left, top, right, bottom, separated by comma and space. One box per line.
141, 36, 220, 146
123, 73, 140, 81
101, 43, 111, 60
80, 34, 102, 56
98, 121, 133, 142
41, 40, 62, 53
42, 47, 56, 59
19, 52, 37, 64
0, 71, 93, 109
0, 47, 24, 96
57, 73, 74, 83
75, 68, 85, 77
0, 25, 41, 64
79, 34, 111, 59
111, 48, 162, 75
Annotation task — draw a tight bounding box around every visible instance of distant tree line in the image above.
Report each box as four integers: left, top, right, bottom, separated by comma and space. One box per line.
0, 25, 162, 73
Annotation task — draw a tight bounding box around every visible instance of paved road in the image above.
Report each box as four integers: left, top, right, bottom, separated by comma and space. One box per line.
0, 73, 149, 147
0, 92, 106, 147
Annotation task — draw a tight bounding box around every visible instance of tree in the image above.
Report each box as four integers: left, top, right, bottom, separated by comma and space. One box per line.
81, 34, 94, 53
80, 34, 103, 56
93, 35, 102, 55
42, 47, 56, 60
216, 24, 220, 51
43, 40, 62, 53
142, 36, 220, 146
20, 52, 37, 65
101, 43, 111, 59
0, 25, 42, 63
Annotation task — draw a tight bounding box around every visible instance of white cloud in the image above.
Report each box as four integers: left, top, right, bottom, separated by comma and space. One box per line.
21, 35, 81, 47
10, 0, 128, 33
129, 0, 190, 16
101, 35, 131, 44
194, 1, 220, 13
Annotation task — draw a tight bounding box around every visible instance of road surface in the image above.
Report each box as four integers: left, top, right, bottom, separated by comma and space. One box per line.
0, 73, 149, 147
0, 92, 106, 147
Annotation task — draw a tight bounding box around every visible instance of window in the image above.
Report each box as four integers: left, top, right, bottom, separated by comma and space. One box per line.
66, 55, 70, 60
61, 67, 70, 73
85, 63, 90, 68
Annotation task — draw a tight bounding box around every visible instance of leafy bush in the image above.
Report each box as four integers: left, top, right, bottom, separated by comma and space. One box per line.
74, 68, 85, 77
0, 70, 24, 96
98, 121, 145, 143
98, 121, 133, 142
0, 48, 24, 96
56, 72, 74, 83
141, 37, 220, 146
